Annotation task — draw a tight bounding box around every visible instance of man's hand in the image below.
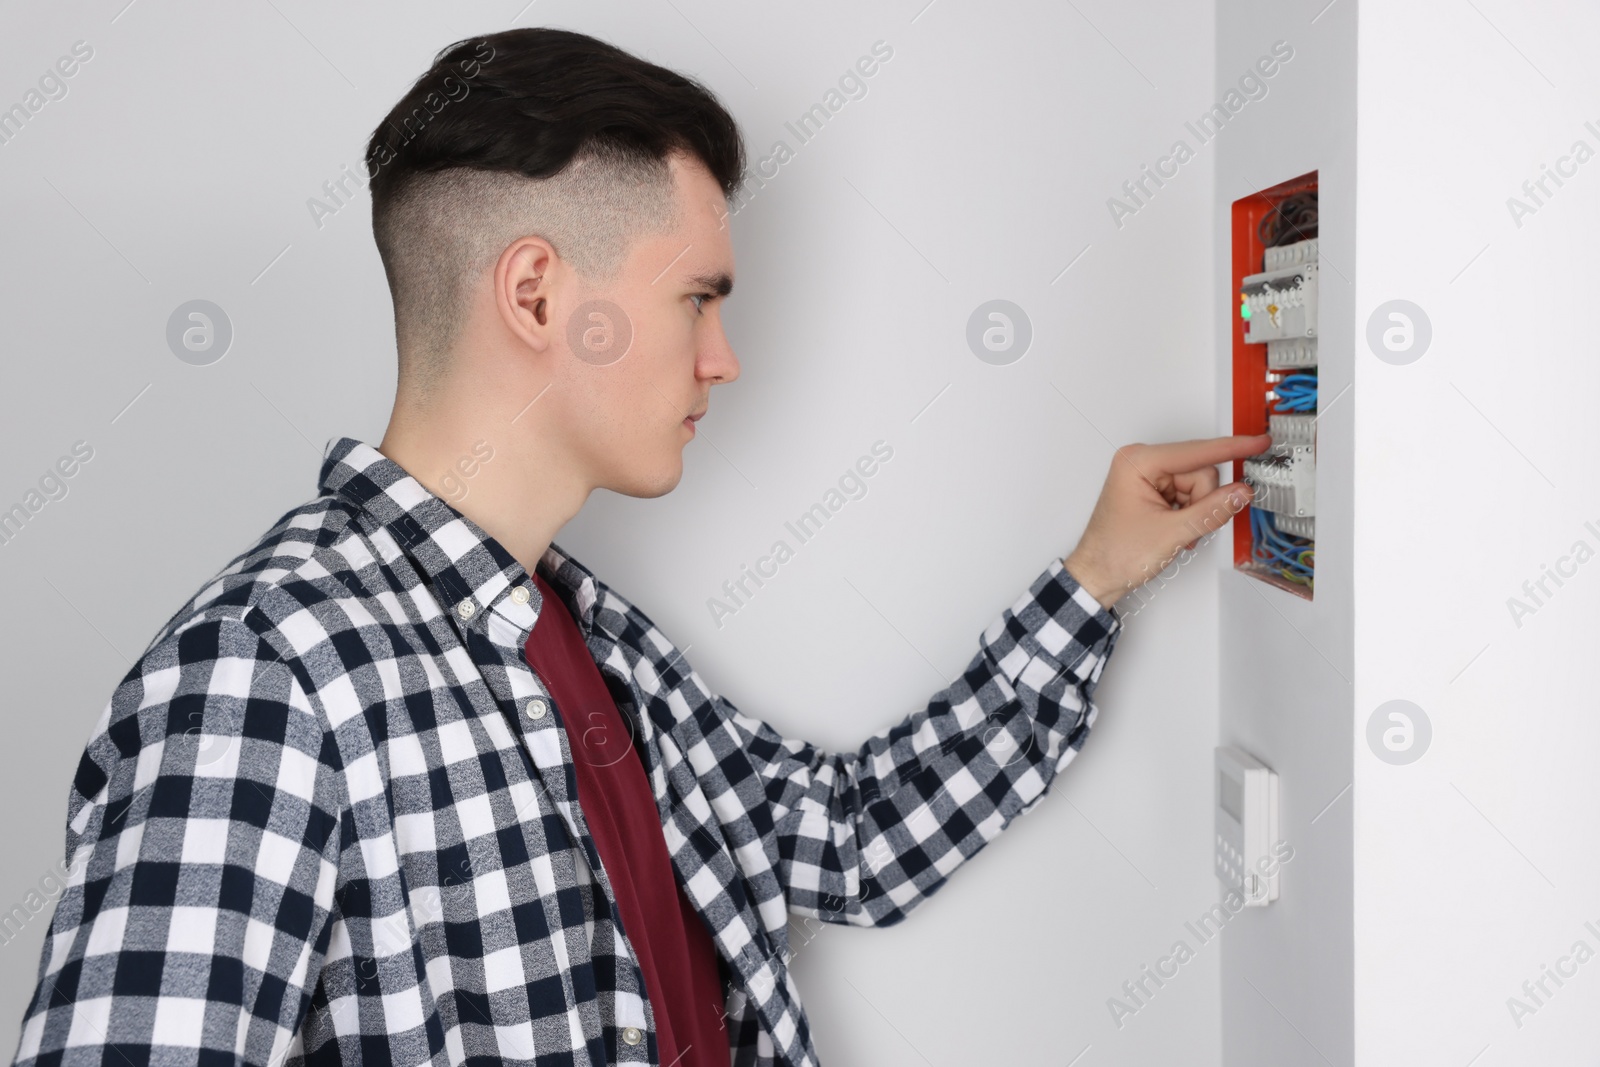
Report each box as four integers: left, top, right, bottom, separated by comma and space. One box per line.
1062, 433, 1272, 609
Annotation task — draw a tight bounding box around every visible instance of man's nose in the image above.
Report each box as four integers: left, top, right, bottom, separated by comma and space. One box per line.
706, 330, 739, 385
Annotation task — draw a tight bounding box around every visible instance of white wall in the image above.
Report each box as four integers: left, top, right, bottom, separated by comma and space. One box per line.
1355, 2, 1600, 1062
1215, 1, 1357, 1064
1213, 3, 1600, 1065
0, 1, 1232, 1064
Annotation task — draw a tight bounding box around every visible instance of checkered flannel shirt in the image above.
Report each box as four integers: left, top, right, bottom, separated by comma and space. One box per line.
12, 436, 1122, 1067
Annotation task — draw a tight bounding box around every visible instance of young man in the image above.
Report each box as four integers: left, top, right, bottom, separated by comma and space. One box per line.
9, 27, 1266, 1067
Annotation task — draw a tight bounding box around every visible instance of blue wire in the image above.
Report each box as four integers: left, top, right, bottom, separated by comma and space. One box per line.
1255, 535, 1309, 571
1256, 514, 1309, 563
1250, 507, 1314, 577
1261, 544, 1311, 576
1271, 373, 1318, 413
1261, 545, 1312, 574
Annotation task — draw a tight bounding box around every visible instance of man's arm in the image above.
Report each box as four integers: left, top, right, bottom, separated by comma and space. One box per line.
710, 557, 1120, 929
11, 614, 345, 1067
705, 434, 1268, 929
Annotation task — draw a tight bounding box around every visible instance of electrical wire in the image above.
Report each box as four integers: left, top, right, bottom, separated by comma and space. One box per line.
1270, 372, 1318, 412
1251, 507, 1308, 562
1251, 515, 1309, 573
1250, 506, 1314, 585
1254, 535, 1313, 583
1251, 509, 1314, 583
1257, 190, 1318, 248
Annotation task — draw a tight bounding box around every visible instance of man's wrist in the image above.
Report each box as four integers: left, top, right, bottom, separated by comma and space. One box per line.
1062, 552, 1123, 611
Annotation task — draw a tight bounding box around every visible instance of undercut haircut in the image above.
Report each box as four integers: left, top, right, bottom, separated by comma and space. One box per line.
365, 28, 746, 404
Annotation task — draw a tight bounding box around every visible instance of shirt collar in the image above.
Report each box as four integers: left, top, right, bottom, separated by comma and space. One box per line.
317, 436, 603, 639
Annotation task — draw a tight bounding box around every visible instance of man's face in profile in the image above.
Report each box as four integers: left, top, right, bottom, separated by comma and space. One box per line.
550, 153, 740, 500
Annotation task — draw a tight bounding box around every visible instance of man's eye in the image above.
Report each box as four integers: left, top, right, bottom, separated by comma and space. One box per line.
690, 293, 714, 314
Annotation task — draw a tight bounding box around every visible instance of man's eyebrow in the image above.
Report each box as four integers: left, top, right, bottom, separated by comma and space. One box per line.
685, 270, 734, 298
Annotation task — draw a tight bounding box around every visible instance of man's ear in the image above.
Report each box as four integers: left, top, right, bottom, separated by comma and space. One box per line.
497, 236, 560, 353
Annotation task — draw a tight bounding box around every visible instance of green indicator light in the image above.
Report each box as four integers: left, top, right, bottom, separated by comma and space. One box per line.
1240, 302, 1252, 320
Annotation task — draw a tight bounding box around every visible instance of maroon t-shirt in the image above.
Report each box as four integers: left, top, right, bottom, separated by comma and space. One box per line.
523, 572, 728, 1066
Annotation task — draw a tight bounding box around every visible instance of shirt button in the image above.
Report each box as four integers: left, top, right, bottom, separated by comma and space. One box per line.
621, 1026, 642, 1046
456, 598, 476, 619
525, 698, 548, 720
511, 585, 530, 604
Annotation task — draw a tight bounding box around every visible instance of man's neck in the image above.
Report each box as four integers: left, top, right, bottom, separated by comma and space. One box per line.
377, 402, 591, 580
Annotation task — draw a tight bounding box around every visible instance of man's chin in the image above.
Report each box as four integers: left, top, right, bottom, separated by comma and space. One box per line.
606, 457, 684, 499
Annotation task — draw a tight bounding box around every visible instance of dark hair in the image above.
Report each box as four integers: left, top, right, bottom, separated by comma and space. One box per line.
363, 28, 746, 400
365, 27, 745, 207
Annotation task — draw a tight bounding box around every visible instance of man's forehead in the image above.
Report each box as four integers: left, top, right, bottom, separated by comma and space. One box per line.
636, 222, 732, 291
654, 155, 735, 286
684, 188, 732, 235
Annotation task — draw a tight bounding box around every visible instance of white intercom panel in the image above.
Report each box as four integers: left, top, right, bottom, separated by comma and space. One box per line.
1214, 746, 1280, 906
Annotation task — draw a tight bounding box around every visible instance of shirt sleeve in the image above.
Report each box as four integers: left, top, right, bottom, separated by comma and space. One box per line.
10, 614, 347, 1067
712, 557, 1122, 929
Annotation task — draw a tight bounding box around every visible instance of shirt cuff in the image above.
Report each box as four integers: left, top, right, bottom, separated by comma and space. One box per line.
988, 557, 1123, 698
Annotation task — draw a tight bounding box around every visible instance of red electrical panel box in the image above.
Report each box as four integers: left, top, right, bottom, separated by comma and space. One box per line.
1231, 171, 1318, 600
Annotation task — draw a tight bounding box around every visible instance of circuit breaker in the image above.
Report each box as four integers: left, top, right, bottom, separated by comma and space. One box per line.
1241, 255, 1317, 348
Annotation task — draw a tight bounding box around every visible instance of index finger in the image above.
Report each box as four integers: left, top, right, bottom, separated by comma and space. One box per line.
1136, 434, 1272, 474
